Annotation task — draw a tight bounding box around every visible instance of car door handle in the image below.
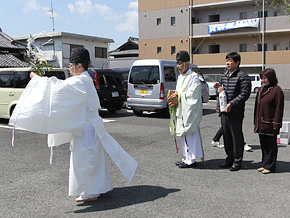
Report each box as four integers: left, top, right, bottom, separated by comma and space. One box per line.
9, 93, 14, 96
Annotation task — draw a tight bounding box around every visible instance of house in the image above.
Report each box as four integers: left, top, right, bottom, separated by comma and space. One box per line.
0, 28, 29, 68
138, 0, 290, 89
13, 31, 114, 69
108, 37, 139, 69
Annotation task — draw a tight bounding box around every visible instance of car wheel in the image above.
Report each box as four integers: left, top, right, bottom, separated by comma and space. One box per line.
10, 105, 16, 117
133, 109, 143, 116
107, 108, 116, 113
158, 107, 170, 117
254, 87, 259, 93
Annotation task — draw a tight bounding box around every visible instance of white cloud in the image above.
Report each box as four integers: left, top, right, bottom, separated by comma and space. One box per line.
95, 4, 120, 21
115, 1, 138, 32
23, 0, 40, 12
67, 0, 94, 17
23, 0, 58, 18
67, 0, 138, 33
68, 0, 120, 20
128, 1, 138, 11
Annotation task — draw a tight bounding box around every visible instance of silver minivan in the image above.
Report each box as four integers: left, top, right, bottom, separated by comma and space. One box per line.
127, 59, 209, 116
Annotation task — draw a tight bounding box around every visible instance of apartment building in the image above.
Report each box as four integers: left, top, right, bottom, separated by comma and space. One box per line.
139, 0, 290, 89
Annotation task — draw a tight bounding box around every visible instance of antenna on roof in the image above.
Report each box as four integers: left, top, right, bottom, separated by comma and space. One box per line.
49, 0, 55, 32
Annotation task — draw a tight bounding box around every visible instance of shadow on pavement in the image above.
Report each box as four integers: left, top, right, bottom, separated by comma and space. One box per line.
202, 108, 216, 116
73, 185, 180, 213
196, 157, 290, 173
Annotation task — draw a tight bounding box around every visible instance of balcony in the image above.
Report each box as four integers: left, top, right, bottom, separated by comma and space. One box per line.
191, 16, 290, 38
192, 50, 290, 66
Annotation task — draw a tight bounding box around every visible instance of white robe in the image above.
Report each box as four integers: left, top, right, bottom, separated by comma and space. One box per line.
9, 72, 138, 196
173, 69, 204, 163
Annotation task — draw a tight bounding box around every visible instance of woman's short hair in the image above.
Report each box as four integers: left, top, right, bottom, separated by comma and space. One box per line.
260, 68, 278, 85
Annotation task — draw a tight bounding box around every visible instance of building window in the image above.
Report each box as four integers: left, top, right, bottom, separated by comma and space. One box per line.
240, 12, 247, 19
70, 44, 83, 57
157, 47, 162, 54
95, 47, 107, 58
191, 17, 196, 24
239, 44, 247, 52
157, 18, 161, 26
273, 43, 280, 51
171, 46, 176, 55
274, 10, 279, 16
258, 43, 268, 51
258, 11, 268, 18
209, 44, 220, 53
171, 16, 176, 26
209, 14, 220, 22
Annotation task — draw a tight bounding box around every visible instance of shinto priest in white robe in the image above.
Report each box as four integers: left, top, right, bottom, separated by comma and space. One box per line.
169, 69, 204, 164
9, 72, 138, 197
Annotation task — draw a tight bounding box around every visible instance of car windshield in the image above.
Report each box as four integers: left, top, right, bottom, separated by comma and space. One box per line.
129, 66, 160, 84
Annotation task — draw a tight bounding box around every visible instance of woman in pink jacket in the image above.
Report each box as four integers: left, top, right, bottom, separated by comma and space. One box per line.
254, 68, 284, 174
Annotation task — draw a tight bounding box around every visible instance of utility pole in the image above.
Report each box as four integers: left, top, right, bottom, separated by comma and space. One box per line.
49, 0, 56, 63
49, 0, 55, 32
262, 0, 265, 70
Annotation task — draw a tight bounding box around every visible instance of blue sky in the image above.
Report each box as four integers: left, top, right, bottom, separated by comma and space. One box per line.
0, 0, 138, 50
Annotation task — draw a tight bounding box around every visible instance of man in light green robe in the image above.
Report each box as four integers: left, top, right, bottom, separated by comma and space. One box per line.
169, 50, 204, 168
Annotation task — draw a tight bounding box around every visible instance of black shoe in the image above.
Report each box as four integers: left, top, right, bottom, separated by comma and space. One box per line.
175, 161, 183, 166
219, 162, 233, 168
229, 164, 241, 171
179, 162, 197, 168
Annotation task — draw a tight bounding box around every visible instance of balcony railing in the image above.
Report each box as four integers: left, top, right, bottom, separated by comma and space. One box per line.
191, 16, 290, 37
192, 50, 290, 66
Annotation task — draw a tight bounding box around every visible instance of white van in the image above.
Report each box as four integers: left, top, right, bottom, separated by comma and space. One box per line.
249, 74, 261, 93
0, 67, 69, 119
127, 59, 209, 116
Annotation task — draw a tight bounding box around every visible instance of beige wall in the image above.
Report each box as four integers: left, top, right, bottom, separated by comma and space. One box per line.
193, 0, 237, 5
139, 37, 189, 60
138, 0, 238, 12
139, 0, 189, 12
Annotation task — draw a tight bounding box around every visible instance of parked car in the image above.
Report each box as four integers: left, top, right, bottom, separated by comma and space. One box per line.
204, 76, 218, 99
249, 74, 261, 93
0, 67, 69, 119
127, 59, 209, 116
88, 68, 126, 113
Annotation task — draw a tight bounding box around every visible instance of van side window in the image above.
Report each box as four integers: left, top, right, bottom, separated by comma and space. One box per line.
164, 67, 176, 82
14, 71, 30, 88
0, 74, 13, 87
129, 66, 160, 84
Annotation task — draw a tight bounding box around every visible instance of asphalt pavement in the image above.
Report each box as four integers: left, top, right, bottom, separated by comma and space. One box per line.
0, 93, 290, 217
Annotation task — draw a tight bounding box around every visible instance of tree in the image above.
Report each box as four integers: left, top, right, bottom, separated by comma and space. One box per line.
267, 0, 290, 15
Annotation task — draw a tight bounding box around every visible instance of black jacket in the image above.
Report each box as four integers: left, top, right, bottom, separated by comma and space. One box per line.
216, 68, 251, 118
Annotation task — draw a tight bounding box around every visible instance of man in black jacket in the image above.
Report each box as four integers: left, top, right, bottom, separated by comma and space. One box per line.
216, 52, 251, 171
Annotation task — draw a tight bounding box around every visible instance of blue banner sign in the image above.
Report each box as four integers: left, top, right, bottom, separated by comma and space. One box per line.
208, 18, 259, 34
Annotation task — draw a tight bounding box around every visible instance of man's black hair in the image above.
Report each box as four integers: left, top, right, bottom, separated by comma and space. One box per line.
226, 52, 241, 65
69, 47, 90, 70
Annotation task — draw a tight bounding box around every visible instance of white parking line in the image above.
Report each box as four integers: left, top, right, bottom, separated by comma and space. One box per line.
0, 119, 116, 130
